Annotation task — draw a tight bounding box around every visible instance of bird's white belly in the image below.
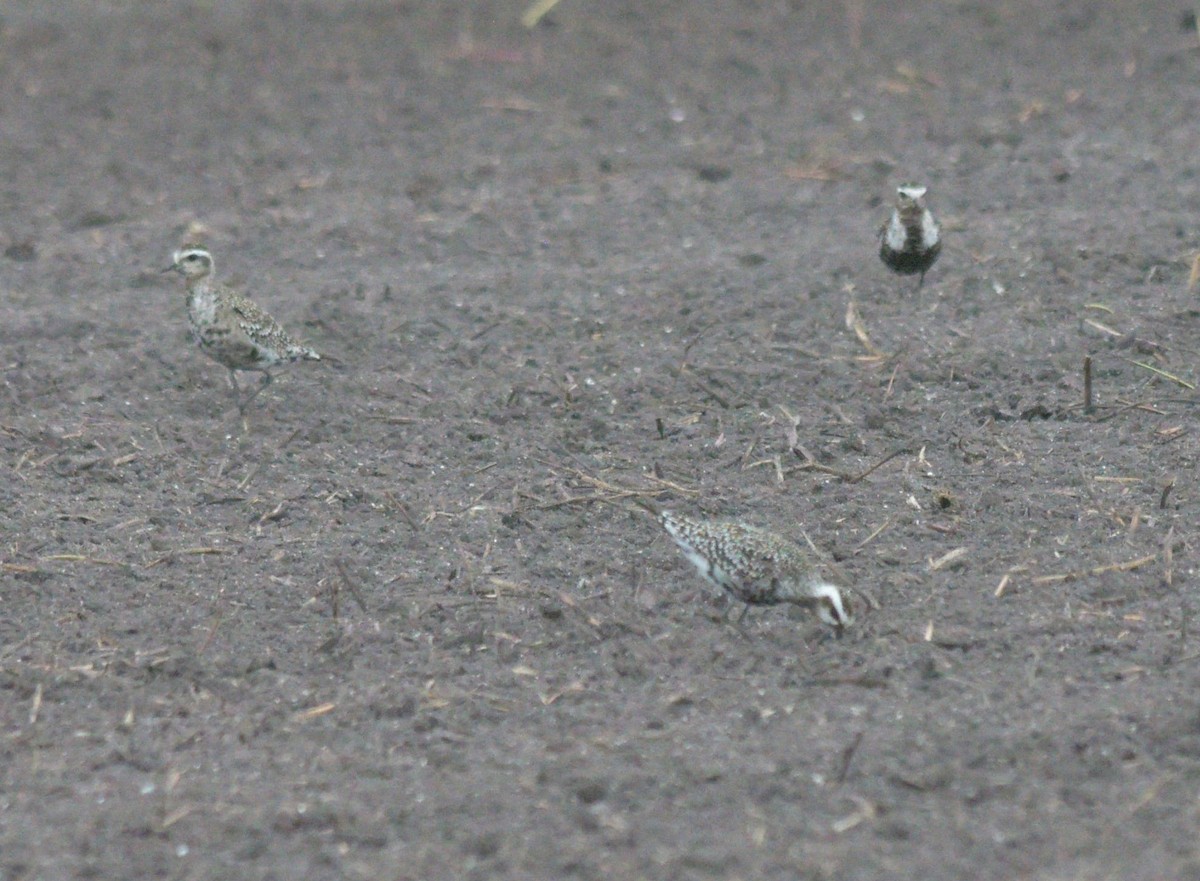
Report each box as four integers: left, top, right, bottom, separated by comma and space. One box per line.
675, 544, 728, 593
884, 215, 907, 251
919, 210, 940, 247
188, 291, 218, 327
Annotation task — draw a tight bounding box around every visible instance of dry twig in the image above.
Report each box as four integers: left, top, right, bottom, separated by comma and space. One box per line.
836, 732, 864, 784
1163, 526, 1175, 589
792, 446, 911, 484
1083, 355, 1093, 412
845, 300, 886, 360
1120, 357, 1194, 390
334, 558, 369, 614
1031, 554, 1157, 585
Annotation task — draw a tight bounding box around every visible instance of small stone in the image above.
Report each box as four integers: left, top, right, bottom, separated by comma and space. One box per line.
695, 165, 732, 183
4, 241, 36, 262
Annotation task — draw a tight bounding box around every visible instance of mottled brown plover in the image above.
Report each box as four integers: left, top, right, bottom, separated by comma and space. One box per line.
164, 244, 321, 413
879, 183, 941, 286
655, 509, 852, 633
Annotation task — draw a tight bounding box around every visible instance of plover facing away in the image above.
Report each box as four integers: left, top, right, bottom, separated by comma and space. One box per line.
879, 183, 941, 286
165, 245, 321, 413
657, 510, 852, 633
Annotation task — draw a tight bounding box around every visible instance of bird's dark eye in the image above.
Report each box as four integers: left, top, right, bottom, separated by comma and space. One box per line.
185, 254, 200, 262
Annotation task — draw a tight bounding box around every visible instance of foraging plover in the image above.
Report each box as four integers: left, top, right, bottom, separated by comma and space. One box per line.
655, 509, 852, 632
164, 244, 321, 413
879, 183, 941, 286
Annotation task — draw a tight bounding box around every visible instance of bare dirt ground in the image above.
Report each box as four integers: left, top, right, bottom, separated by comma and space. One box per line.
3, 2, 1200, 878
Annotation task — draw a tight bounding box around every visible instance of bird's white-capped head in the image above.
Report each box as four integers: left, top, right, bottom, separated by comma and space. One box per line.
165, 244, 214, 280
896, 183, 928, 209
811, 582, 853, 633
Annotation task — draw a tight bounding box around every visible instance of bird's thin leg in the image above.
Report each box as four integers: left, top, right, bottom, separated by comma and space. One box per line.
238, 372, 273, 413
720, 603, 753, 640
227, 369, 243, 410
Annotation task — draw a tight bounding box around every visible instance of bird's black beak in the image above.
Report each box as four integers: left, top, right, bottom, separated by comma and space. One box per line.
162, 264, 178, 274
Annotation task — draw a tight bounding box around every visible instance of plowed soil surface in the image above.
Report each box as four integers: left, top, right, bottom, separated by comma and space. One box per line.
4, 2, 1200, 879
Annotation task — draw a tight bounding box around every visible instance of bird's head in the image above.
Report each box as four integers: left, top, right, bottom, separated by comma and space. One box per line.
812, 582, 853, 634
165, 244, 214, 279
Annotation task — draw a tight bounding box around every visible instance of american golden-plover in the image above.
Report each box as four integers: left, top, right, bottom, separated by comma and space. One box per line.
879, 183, 941, 286
164, 244, 321, 413
655, 509, 852, 632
